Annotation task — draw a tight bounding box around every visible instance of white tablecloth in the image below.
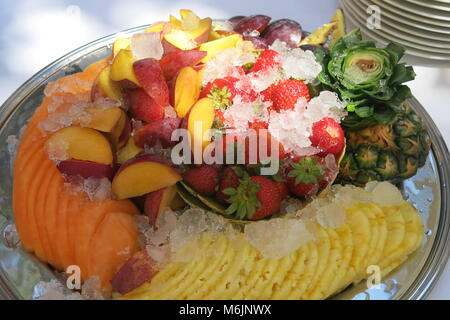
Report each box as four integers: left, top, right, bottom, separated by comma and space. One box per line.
0, 0, 448, 300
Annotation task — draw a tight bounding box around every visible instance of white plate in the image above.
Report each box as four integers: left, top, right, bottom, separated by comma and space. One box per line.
384, 0, 450, 21
359, 0, 450, 35
371, 0, 450, 27
350, 0, 450, 46
405, 0, 450, 12
341, 0, 450, 63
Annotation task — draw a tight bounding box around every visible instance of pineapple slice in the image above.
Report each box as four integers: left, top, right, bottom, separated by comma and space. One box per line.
299, 22, 336, 46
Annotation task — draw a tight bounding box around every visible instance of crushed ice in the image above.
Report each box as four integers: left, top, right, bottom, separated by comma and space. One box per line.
131, 32, 163, 60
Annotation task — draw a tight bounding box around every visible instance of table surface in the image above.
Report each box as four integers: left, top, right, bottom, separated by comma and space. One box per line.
0, 0, 448, 300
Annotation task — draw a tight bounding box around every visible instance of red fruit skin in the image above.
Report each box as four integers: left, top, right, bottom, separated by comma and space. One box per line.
250, 176, 281, 220
57, 160, 115, 181
285, 156, 328, 199
274, 180, 289, 200
133, 58, 169, 107
234, 15, 271, 35
111, 249, 157, 295
159, 50, 207, 81
272, 79, 311, 111
134, 117, 182, 148
310, 117, 345, 156
183, 165, 221, 196
251, 49, 281, 73
216, 166, 241, 203
128, 88, 165, 123
229, 16, 247, 28
241, 129, 286, 164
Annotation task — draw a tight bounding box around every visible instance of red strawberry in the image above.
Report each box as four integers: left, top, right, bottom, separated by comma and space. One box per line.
183, 165, 221, 196
251, 49, 282, 73
271, 79, 310, 111
216, 166, 245, 203
310, 117, 345, 156
225, 175, 281, 220
200, 77, 238, 110
286, 156, 327, 198
241, 129, 286, 164
261, 84, 275, 103
274, 180, 289, 200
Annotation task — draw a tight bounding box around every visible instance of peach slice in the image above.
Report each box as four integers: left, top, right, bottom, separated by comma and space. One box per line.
173, 66, 201, 118
162, 30, 198, 54
57, 160, 115, 180
133, 58, 169, 107
45, 126, 113, 165
91, 65, 124, 102
144, 185, 178, 227
144, 21, 167, 33
112, 38, 132, 59
134, 117, 182, 148
159, 49, 207, 81
109, 111, 131, 150
110, 49, 140, 88
187, 98, 215, 152
111, 249, 157, 295
199, 34, 243, 63
117, 137, 144, 165
76, 107, 124, 133
174, 9, 212, 45
128, 88, 165, 123
112, 155, 182, 199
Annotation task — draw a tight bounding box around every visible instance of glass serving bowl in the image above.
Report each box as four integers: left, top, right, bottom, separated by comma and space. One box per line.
1, 24, 450, 300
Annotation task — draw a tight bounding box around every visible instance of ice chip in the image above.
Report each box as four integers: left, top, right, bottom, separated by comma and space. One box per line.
369, 182, 405, 206
33, 280, 83, 300
81, 276, 106, 300
245, 218, 315, 259
131, 32, 164, 60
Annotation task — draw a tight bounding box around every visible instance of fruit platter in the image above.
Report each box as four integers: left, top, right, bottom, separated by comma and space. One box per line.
0, 9, 449, 300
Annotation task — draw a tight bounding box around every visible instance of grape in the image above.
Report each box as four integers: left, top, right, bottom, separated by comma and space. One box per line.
262, 19, 303, 48
233, 15, 271, 36
244, 36, 269, 50
228, 16, 246, 28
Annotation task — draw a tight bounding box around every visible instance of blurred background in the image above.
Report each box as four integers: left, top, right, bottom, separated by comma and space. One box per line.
0, 0, 449, 299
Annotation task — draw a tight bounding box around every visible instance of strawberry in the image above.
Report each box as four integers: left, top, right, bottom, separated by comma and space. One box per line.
261, 84, 275, 103
285, 156, 327, 198
274, 180, 289, 200
240, 129, 286, 164
183, 165, 221, 196
200, 77, 238, 110
251, 49, 282, 73
216, 166, 245, 203
271, 79, 310, 111
310, 117, 345, 157
224, 175, 281, 220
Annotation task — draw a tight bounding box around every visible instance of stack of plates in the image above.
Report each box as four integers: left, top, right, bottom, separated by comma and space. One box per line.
340, 0, 450, 67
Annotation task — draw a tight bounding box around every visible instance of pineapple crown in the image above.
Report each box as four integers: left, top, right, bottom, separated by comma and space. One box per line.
288, 157, 325, 185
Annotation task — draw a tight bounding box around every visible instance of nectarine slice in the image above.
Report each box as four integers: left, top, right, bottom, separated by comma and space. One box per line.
112, 38, 132, 58
77, 107, 124, 133
187, 98, 215, 151
159, 49, 207, 81
110, 49, 140, 87
133, 59, 169, 108
91, 66, 124, 102
199, 34, 243, 63
109, 111, 131, 150
45, 126, 113, 165
174, 66, 201, 118
57, 160, 115, 180
117, 137, 144, 165
144, 185, 178, 227
112, 157, 182, 200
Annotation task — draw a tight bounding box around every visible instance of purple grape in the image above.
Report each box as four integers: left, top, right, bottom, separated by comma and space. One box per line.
228, 15, 246, 28
262, 19, 303, 48
244, 36, 269, 50
233, 15, 271, 36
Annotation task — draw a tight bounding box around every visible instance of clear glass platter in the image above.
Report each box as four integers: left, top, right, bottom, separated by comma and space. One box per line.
1, 24, 449, 300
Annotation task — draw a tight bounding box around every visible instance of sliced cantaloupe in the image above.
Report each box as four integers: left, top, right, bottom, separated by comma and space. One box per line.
13, 59, 140, 289
88, 212, 139, 290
